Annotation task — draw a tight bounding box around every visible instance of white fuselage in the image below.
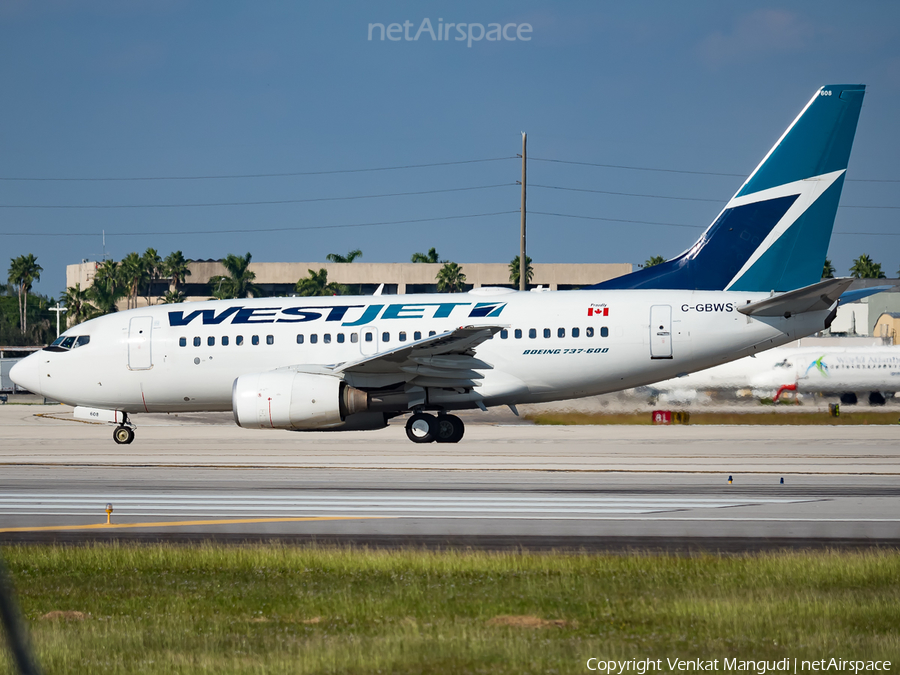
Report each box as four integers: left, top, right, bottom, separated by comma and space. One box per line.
651, 345, 900, 396
17, 287, 831, 415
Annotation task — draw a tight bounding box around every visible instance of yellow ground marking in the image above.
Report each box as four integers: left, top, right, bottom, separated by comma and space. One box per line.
0, 516, 387, 533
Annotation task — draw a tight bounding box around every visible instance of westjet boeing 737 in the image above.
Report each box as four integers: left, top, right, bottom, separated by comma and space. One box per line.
11, 84, 867, 444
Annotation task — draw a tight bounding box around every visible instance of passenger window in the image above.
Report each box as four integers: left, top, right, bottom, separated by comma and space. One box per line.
414, 331, 422, 341
529, 329, 537, 339
399, 331, 407, 342
236, 335, 244, 346
208, 336, 215, 347
586, 327, 594, 338
428, 331, 436, 337
337, 333, 345, 344
365, 332, 373, 342
297, 334, 304, 344
558, 328, 565, 338
500, 329, 508, 339
323, 334, 331, 344
252, 335, 260, 346
310, 334, 318, 344
382, 332, 390, 342
351, 333, 358, 343
179, 337, 187, 347
572, 327, 580, 338
600, 327, 609, 338
515, 329, 522, 339
222, 336, 229, 346
266, 335, 274, 345
543, 328, 551, 338
74, 336, 90, 348
193, 337, 201, 347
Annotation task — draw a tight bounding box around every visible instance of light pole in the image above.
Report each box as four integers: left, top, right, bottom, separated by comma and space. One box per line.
49, 302, 67, 339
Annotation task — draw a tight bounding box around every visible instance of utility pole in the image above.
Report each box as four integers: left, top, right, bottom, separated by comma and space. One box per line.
519, 132, 527, 291
50, 302, 67, 338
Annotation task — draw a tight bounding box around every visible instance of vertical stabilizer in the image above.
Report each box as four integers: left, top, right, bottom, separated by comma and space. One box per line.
591, 85, 865, 292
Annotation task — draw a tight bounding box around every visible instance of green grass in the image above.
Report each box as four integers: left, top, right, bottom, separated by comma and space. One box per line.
526, 410, 900, 426
2, 545, 899, 674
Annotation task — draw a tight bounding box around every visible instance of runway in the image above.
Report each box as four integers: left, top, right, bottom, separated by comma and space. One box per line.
1, 405, 899, 550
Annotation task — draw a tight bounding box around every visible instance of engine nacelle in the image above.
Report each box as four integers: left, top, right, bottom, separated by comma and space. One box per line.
232, 371, 368, 430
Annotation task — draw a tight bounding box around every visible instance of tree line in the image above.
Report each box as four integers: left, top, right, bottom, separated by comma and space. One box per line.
21, 246, 892, 344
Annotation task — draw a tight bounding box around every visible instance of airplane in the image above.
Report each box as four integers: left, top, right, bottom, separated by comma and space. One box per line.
650, 345, 900, 406
11, 84, 867, 445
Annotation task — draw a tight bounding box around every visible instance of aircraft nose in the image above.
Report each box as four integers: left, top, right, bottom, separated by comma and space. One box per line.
9, 353, 42, 395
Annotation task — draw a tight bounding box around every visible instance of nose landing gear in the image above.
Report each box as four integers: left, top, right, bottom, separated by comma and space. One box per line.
405, 412, 465, 444
112, 412, 136, 445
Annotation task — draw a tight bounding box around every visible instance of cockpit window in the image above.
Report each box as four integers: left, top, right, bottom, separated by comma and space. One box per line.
44, 335, 90, 352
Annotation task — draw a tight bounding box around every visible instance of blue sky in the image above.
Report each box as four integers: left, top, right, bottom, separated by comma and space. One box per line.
2, 0, 898, 296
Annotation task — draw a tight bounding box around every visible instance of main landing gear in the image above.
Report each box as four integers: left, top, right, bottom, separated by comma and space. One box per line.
113, 412, 135, 445
405, 412, 465, 444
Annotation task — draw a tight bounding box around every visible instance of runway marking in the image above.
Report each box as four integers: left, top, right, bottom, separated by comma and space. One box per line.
0, 516, 386, 534
0, 492, 816, 520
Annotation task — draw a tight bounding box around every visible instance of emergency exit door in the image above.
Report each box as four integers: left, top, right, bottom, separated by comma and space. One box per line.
649, 305, 673, 359
127, 316, 153, 370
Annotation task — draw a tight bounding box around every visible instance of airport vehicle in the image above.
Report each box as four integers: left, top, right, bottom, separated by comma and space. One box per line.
651, 345, 900, 406
11, 84, 866, 444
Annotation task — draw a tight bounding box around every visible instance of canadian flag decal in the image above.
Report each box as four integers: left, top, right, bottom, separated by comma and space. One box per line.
588, 307, 609, 317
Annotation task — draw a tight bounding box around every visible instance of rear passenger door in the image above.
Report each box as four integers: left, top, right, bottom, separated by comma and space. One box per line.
649, 305, 673, 360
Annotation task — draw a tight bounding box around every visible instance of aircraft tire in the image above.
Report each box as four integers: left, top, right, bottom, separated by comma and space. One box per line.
435, 414, 465, 444
405, 412, 437, 443
840, 392, 858, 406
869, 391, 886, 406
113, 426, 135, 445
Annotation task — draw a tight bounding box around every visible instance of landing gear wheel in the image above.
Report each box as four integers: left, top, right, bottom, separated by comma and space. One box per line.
113, 426, 134, 445
405, 412, 437, 443
869, 391, 886, 406
435, 414, 465, 444
840, 392, 858, 406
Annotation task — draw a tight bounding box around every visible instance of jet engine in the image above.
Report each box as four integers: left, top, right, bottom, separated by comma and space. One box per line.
232, 371, 372, 430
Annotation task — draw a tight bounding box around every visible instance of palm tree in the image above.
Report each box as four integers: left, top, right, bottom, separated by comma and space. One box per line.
90, 260, 126, 315
849, 254, 886, 279
508, 255, 533, 288
411, 248, 443, 263
644, 255, 666, 268
8, 254, 42, 334
61, 283, 97, 327
295, 268, 346, 296
119, 252, 148, 309
160, 289, 185, 304
142, 248, 163, 306
209, 253, 260, 299
326, 249, 362, 263
436, 262, 467, 293
163, 250, 192, 293
822, 258, 836, 279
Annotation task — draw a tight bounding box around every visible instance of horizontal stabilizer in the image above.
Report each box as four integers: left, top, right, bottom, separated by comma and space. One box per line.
838, 285, 896, 305
738, 278, 853, 318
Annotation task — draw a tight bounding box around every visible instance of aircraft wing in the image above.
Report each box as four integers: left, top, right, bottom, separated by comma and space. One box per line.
332, 325, 503, 386
738, 278, 853, 318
